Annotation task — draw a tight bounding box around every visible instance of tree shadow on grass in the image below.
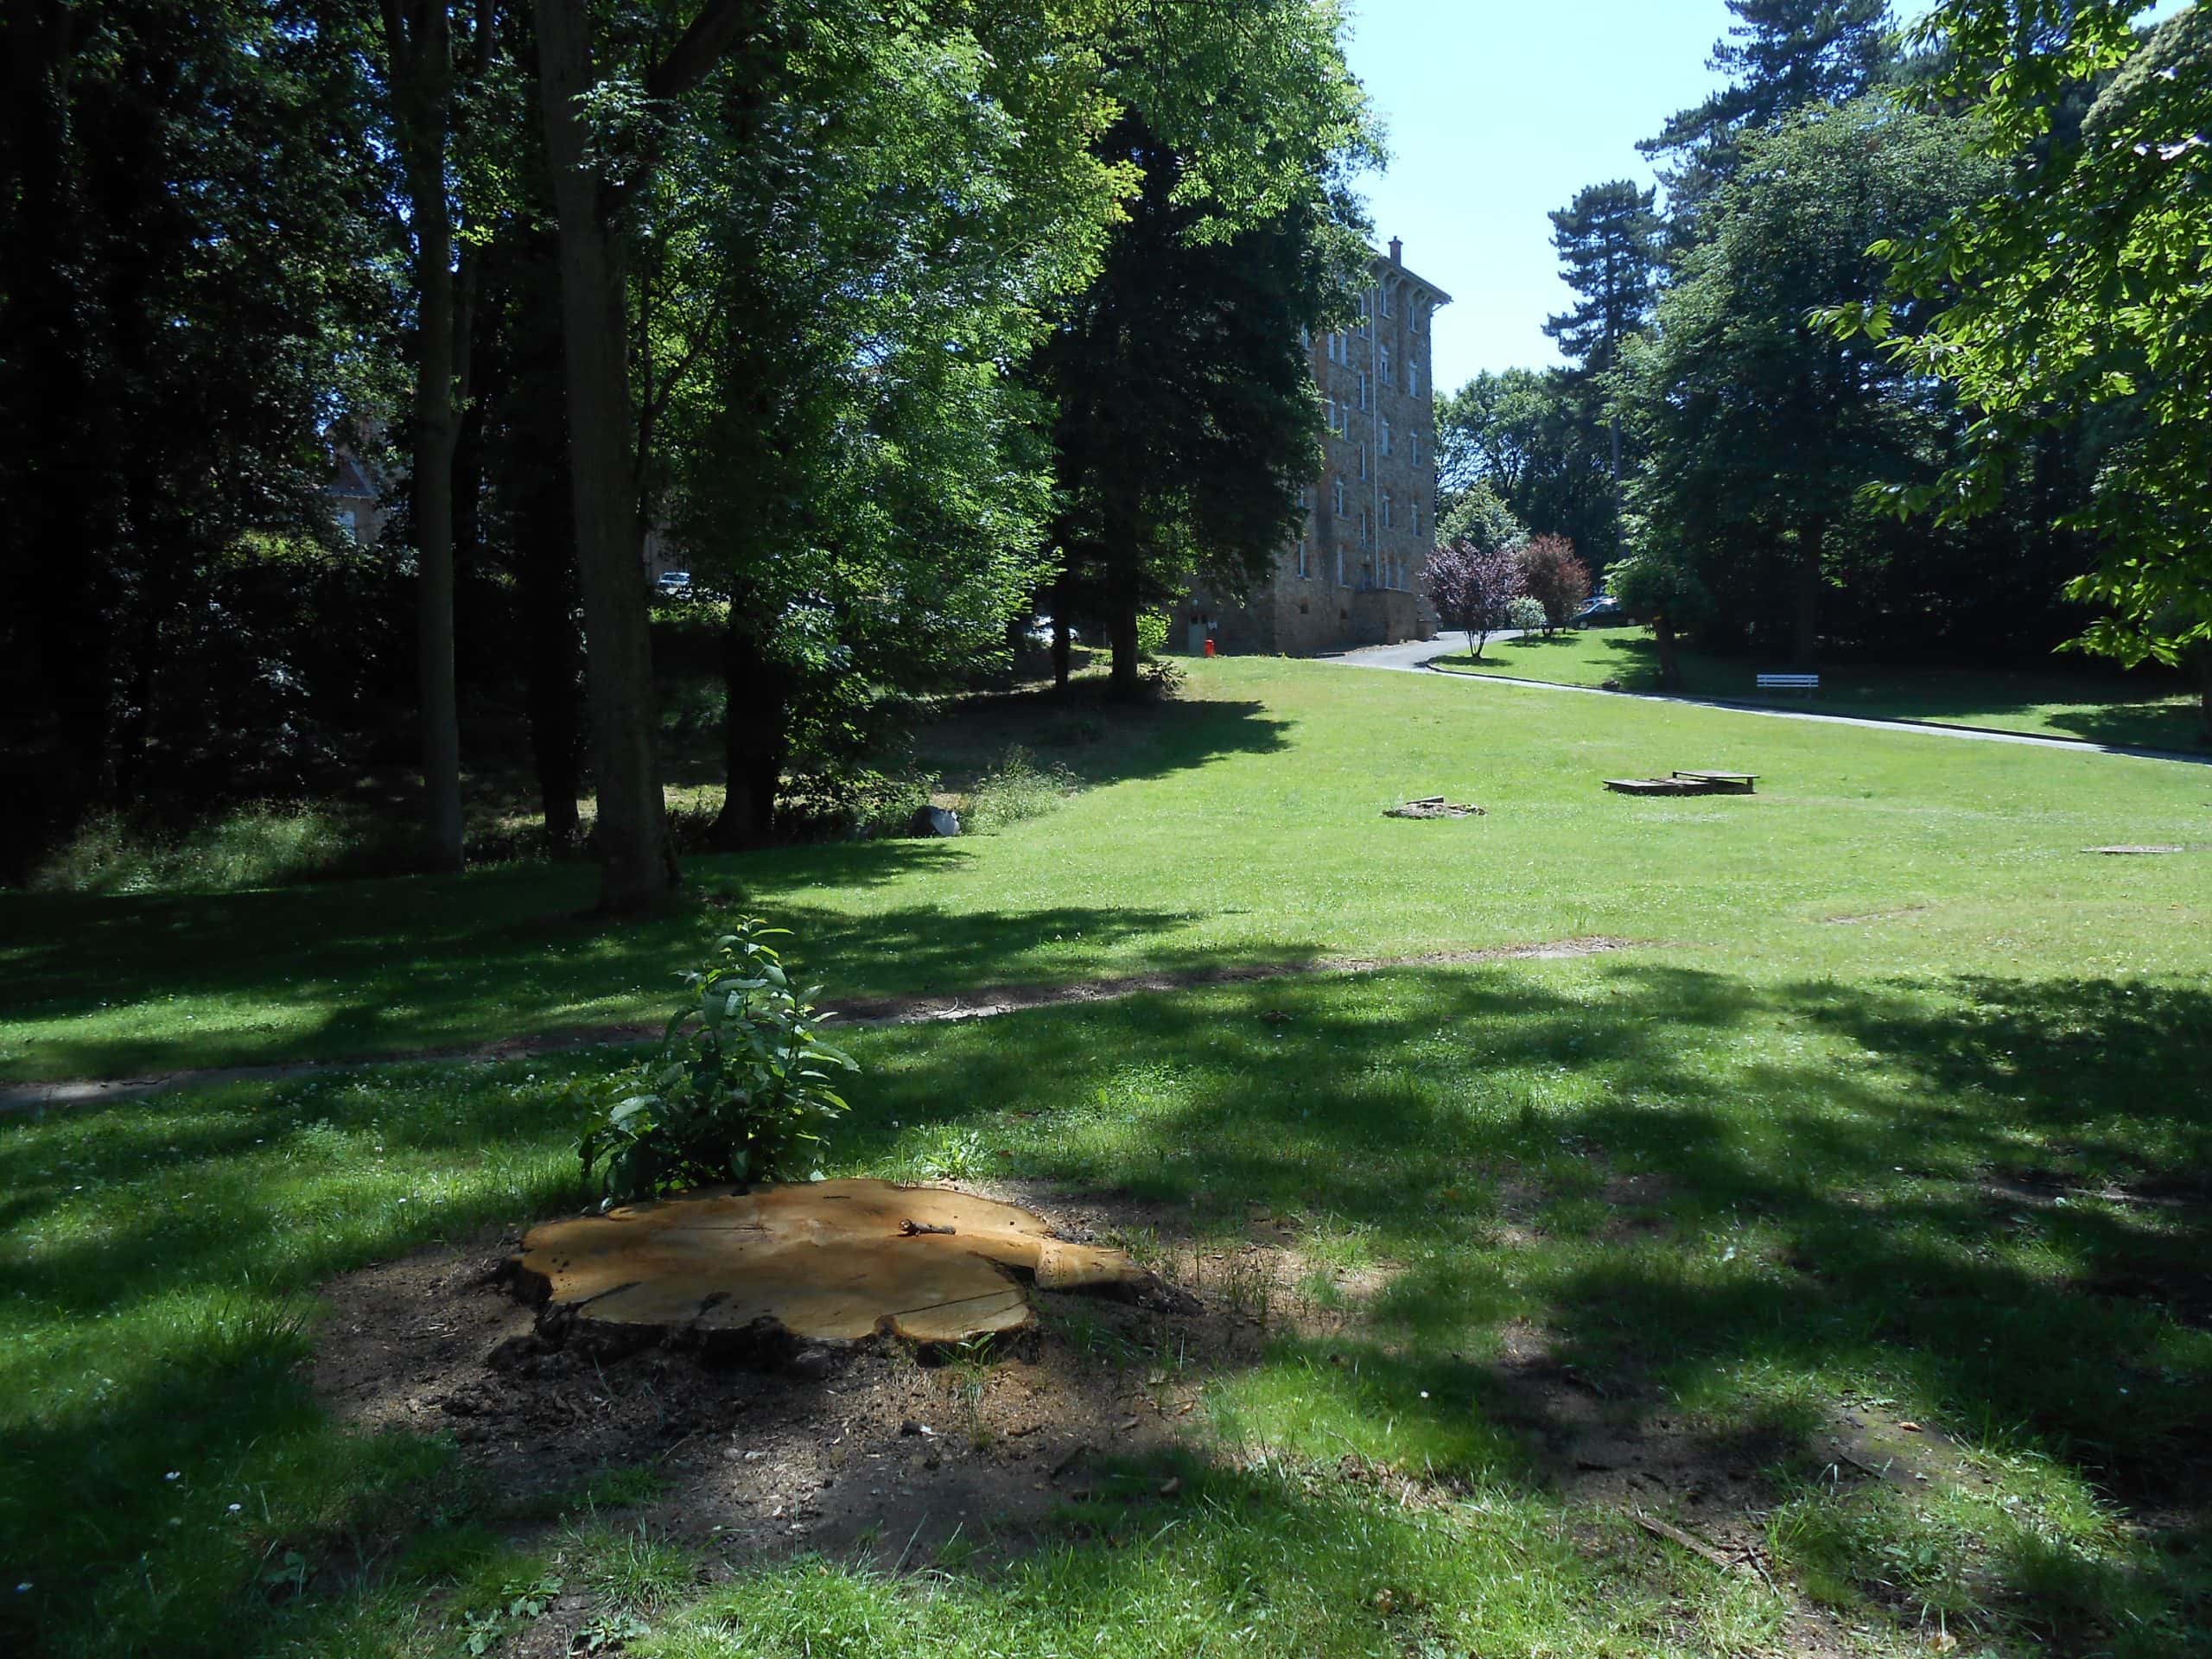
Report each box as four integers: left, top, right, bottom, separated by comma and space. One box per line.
0, 830, 1319, 1078
909, 684, 1291, 794
834, 961, 2212, 1646
8, 959, 2210, 1653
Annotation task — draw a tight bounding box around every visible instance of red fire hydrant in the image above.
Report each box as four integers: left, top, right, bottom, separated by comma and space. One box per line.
1203, 638, 1216, 658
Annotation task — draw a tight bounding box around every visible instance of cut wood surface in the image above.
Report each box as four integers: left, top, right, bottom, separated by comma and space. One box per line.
512, 1179, 1148, 1348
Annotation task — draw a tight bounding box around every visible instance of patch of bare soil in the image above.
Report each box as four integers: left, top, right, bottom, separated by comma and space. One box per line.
313, 1183, 1351, 1582
313, 1178, 1898, 1654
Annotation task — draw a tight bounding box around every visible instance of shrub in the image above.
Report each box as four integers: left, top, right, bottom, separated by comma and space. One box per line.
963, 747, 1077, 832
1426, 537, 1527, 659
1507, 595, 1548, 632
773, 766, 938, 842
1517, 534, 1593, 634
575, 921, 859, 1207
1135, 609, 1173, 658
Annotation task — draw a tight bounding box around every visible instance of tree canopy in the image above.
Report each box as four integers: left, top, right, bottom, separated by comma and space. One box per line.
1621, 99, 2000, 664
1853, 0, 2212, 676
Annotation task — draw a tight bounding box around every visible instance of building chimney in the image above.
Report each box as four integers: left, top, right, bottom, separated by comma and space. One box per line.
1388, 236, 1402, 264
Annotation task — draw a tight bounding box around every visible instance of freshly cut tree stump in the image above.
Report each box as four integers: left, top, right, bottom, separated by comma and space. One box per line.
509, 1180, 1149, 1358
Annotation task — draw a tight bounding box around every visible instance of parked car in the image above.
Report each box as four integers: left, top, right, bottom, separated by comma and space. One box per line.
653, 570, 693, 599
1575, 593, 1627, 627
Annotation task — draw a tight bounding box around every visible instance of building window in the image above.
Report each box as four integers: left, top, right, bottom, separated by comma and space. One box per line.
1337, 546, 1348, 586
1380, 344, 1393, 388
1357, 372, 1370, 410
1382, 493, 1394, 531
1332, 476, 1345, 514
1380, 417, 1392, 458
1296, 537, 1309, 579
1380, 283, 1394, 319
1412, 501, 1423, 539
1358, 506, 1371, 543
1407, 359, 1421, 398
1357, 443, 1369, 480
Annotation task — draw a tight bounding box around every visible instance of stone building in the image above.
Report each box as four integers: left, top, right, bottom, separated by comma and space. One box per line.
1184, 238, 1450, 655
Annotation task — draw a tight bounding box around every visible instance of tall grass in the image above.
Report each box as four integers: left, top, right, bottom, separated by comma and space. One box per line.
961, 746, 1077, 833
30, 805, 411, 895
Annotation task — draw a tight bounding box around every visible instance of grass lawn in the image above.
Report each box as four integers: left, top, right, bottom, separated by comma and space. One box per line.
1431, 626, 2210, 753
5, 658, 2211, 1657
3, 658, 2208, 1084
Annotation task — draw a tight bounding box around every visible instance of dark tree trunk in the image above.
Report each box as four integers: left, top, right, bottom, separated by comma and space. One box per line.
1792, 520, 1823, 670
1653, 613, 1682, 690
1050, 573, 1073, 690
1107, 600, 1141, 699
513, 385, 584, 845
536, 0, 677, 912
0, 1, 116, 879
709, 614, 791, 849
385, 0, 467, 873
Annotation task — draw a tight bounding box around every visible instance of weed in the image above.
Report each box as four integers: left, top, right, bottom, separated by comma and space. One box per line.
961, 746, 1077, 833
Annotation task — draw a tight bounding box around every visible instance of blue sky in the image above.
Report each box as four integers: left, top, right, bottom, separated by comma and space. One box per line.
1343, 1, 2182, 393
1342, 0, 1744, 391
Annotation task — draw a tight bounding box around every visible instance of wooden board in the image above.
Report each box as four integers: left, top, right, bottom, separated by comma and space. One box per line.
1605, 778, 1702, 796
1672, 771, 1758, 793
511, 1180, 1149, 1350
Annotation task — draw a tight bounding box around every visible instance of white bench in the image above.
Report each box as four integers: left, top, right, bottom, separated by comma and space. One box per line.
1755, 672, 1820, 696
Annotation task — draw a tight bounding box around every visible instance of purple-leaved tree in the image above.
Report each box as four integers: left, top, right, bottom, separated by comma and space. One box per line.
1427, 537, 1527, 659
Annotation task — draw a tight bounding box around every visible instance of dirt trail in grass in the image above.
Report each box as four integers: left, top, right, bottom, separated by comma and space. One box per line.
0, 936, 1641, 1112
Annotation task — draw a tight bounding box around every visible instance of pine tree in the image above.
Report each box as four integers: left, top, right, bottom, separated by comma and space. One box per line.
1642, 1, 1896, 207
1545, 181, 1660, 378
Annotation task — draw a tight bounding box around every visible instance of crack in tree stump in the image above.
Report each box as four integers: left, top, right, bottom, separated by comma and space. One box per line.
508, 1180, 1151, 1363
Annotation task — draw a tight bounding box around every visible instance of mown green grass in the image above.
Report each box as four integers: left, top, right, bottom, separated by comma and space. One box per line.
3, 656, 2210, 1656
5, 956, 2209, 1656
1432, 626, 2209, 752
3, 657, 2208, 1083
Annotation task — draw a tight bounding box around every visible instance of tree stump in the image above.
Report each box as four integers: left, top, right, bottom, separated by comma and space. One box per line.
508, 1179, 1149, 1362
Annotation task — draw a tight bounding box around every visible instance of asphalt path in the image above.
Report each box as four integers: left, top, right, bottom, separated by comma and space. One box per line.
1319, 634, 2212, 765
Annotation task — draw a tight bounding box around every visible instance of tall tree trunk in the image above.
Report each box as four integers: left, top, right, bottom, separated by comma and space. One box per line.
1049, 572, 1073, 690
513, 371, 584, 845
385, 0, 467, 873
709, 613, 789, 849
410, 175, 467, 871
1792, 520, 1823, 669
1107, 599, 1141, 699
2194, 645, 2212, 745
535, 0, 676, 912
1652, 613, 1681, 690
0, 0, 115, 879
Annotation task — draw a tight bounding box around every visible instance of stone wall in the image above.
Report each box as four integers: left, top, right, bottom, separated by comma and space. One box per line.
1180, 244, 1446, 656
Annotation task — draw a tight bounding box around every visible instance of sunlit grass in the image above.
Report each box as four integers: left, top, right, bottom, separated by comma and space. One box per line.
6, 656, 2209, 1083
1430, 625, 2207, 750
3, 656, 2210, 1656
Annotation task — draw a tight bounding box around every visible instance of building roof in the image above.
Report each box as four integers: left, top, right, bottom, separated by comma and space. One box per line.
1376, 237, 1451, 307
